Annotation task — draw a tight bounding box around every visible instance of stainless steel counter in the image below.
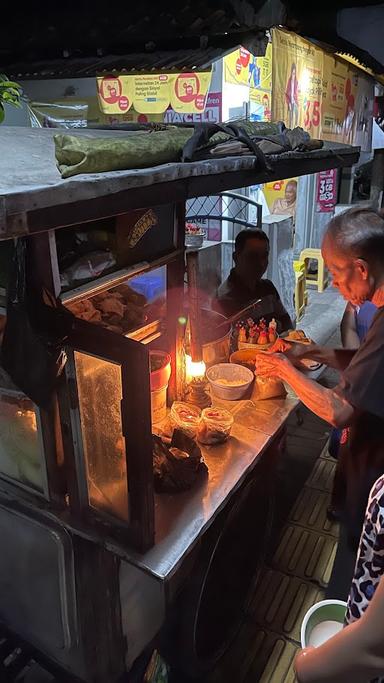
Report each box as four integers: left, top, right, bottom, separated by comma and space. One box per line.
126, 390, 299, 582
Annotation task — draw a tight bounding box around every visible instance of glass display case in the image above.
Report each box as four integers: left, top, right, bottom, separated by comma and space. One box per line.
0, 374, 48, 496
74, 352, 128, 522
64, 317, 155, 551
0, 202, 185, 552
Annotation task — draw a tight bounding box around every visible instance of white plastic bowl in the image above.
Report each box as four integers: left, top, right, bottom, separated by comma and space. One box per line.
206, 363, 254, 400
301, 599, 347, 649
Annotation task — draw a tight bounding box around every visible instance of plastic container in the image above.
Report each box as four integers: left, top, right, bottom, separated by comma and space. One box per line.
206, 363, 254, 401
170, 402, 201, 439
151, 387, 168, 424
150, 351, 171, 424
301, 600, 347, 649
150, 351, 171, 391
185, 233, 205, 249
129, 267, 166, 303
197, 407, 234, 445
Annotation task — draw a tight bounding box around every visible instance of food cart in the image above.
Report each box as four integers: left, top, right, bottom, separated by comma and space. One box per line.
0, 126, 359, 682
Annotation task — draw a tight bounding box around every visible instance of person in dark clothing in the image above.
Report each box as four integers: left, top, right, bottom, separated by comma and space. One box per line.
328, 300, 377, 462
215, 229, 293, 333
255, 207, 384, 552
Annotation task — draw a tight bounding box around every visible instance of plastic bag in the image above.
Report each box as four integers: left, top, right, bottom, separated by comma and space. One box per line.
153, 429, 207, 493
197, 407, 234, 445
60, 250, 116, 288
253, 376, 287, 401
170, 401, 201, 439
1, 239, 74, 407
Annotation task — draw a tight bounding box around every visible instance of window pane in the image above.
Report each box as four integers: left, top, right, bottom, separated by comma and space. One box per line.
0, 394, 44, 493
74, 351, 129, 522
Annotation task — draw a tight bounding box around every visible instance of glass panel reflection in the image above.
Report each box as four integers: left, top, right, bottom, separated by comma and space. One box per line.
74, 351, 129, 522
0, 394, 44, 493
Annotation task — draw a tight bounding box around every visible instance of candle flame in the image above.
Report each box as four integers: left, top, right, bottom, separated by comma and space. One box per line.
185, 354, 206, 381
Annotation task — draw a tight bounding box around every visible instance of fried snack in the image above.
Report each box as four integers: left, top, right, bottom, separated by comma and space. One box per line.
285, 329, 311, 343
97, 296, 125, 317
67, 299, 101, 322
114, 283, 147, 308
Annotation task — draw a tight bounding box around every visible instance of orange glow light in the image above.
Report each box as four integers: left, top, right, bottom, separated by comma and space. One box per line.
185, 354, 206, 382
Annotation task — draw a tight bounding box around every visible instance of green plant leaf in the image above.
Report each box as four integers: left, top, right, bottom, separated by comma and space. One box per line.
0, 81, 21, 90
0, 74, 22, 120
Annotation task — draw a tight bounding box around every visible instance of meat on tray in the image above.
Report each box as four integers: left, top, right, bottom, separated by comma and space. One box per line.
66, 283, 148, 334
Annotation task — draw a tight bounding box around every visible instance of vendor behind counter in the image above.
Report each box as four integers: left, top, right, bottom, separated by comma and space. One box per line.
214, 229, 293, 337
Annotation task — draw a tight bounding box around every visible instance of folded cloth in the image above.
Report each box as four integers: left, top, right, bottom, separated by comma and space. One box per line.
184, 121, 323, 161
55, 127, 194, 178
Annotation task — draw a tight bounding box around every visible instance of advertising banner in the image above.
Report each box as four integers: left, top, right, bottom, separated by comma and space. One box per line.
263, 178, 298, 216
272, 28, 373, 147
29, 91, 221, 130
249, 43, 273, 122
316, 169, 338, 212
224, 46, 253, 86
164, 92, 222, 124
97, 71, 212, 115
224, 43, 272, 90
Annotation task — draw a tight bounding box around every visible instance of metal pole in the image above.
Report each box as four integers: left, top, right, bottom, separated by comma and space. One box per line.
370, 149, 384, 210
186, 250, 203, 362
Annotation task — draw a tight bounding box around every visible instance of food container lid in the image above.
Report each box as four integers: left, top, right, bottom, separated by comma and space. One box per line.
171, 401, 201, 425
201, 407, 234, 428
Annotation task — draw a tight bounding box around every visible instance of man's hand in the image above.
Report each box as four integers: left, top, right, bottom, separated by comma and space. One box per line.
269, 338, 317, 364
255, 351, 292, 379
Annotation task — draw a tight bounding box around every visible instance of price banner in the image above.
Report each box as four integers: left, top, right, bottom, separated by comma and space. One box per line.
97, 70, 212, 115
271, 28, 372, 146
316, 169, 338, 212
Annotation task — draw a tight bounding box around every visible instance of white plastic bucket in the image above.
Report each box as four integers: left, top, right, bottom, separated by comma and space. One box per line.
301, 599, 347, 649
151, 386, 168, 424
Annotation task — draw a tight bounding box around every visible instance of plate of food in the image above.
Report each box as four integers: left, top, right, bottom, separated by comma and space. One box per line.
283, 329, 312, 345
299, 358, 322, 372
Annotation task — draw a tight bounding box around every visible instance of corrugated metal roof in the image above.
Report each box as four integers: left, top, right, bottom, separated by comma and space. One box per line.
3, 2, 383, 78
1, 2, 273, 78
7, 47, 236, 80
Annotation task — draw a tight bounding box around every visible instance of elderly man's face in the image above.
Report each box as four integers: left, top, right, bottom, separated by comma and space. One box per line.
322, 235, 372, 306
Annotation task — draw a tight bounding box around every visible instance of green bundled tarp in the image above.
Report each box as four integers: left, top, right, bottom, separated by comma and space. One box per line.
54, 127, 195, 178
54, 120, 319, 179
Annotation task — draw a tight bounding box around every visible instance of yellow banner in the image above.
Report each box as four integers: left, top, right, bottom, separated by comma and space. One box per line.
224, 43, 272, 90
97, 71, 212, 115
169, 72, 212, 113
224, 47, 252, 85
263, 178, 298, 214
249, 43, 273, 121
322, 54, 358, 144
271, 28, 362, 144
133, 74, 171, 114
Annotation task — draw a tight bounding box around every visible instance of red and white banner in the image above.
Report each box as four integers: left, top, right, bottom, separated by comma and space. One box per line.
316, 169, 338, 212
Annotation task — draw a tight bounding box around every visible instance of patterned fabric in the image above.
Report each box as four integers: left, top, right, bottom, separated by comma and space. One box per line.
345, 475, 384, 683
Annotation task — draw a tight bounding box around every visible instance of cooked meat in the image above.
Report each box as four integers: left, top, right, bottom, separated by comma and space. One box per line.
67, 299, 99, 322
97, 297, 125, 317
